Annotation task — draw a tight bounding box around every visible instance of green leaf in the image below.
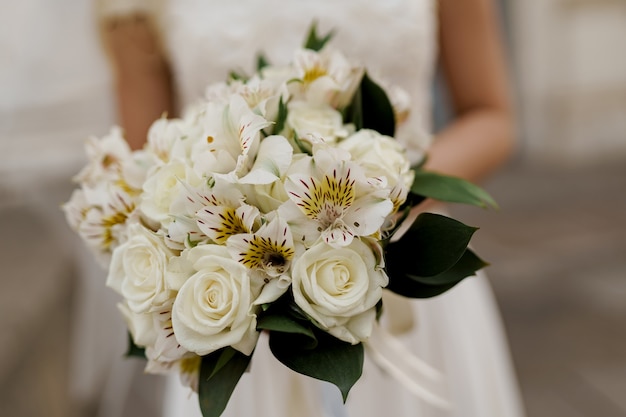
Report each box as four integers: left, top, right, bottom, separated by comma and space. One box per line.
257, 292, 319, 348
375, 298, 384, 321
386, 249, 487, 298
269, 329, 363, 402
207, 348, 237, 379
256, 53, 270, 72
360, 72, 395, 137
273, 96, 288, 135
344, 85, 363, 130
410, 170, 498, 209
407, 249, 488, 285
257, 314, 318, 349
198, 347, 252, 417
386, 213, 478, 277
303, 21, 335, 51
125, 332, 146, 359
228, 69, 249, 82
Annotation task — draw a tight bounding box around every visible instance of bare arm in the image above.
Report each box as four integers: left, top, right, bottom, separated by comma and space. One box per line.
426, 0, 515, 182
102, 16, 175, 150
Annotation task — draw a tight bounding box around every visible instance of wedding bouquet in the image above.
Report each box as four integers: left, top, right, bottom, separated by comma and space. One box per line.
64, 25, 495, 417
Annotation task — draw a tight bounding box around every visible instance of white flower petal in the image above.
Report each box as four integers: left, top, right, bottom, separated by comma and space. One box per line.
239, 135, 293, 185
343, 196, 394, 237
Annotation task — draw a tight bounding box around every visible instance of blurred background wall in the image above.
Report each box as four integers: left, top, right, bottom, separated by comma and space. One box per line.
510, 0, 626, 164
0, 1, 625, 416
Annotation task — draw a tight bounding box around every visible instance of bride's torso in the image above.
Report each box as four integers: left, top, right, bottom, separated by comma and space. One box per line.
100, 0, 438, 156
159, 0, 436, 114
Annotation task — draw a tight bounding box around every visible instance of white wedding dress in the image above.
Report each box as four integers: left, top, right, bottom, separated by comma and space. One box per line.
99, 1, 525, 416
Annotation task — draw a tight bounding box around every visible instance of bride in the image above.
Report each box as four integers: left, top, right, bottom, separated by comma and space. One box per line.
98, 0, 524, 416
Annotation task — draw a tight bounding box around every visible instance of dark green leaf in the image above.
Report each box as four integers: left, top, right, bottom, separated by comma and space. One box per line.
257, 292, 319, 349
375, 298, 384, 321
257, 314, 317, 349
387, 275, 457, 299
287, 300, 313, 322
386, 213, 478, 277
360, 72, 395, 137
256, 53, 270, 72
125, 332, 146, 359
344, 85, 363, 130
303, 21, 335, 51
386, 249, 487, 298
228, 70, 249, 82
207, 348, 237, 379
269, 330, 363, 402
410, 170, 498, 209
407, 249, 488, 285
198, 347, 252, 417
273, 96, 288, 135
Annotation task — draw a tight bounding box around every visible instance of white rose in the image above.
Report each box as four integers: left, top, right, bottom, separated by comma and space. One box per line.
107, 223, 177, 314
338, 129, 414, 192
141, 158, 200, 226
291, 239, 388, 344
287, 101, 348, 143
171, 245, 260, 356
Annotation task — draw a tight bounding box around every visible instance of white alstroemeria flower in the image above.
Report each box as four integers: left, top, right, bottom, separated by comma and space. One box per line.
291, 238, 388, 344
260, 63, 298, 88
238, 135, 293, 185
162, 177, 246, 248
239, 149, 310, 214
63, 189, 88, 232
194, 181, 260, 245
172, 245, 261, 356
227, 216, 295, 304
177, 355, 202, 392
120, 149, 156, 191
118, 302, 158, 348
192, 95, 272, 179
286, 101, 349, 144
107, 223, 177, 314
236, 76, 289, 122
144, 354, 201, 393
146, 116, 196, 164
147, 305, 190, 363
337, 129, 414, 211
240, 181, 288, 215
205, 80, 240, 105
196, 202, 260, 245
120, 300, 190, 367
75, 126, 132, 185
292, 48, 363, 109
280, 147, 394, 247
76, 183, 137, 262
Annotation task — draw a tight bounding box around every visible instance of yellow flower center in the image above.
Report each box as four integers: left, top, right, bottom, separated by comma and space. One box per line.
302, 65, 328, 85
